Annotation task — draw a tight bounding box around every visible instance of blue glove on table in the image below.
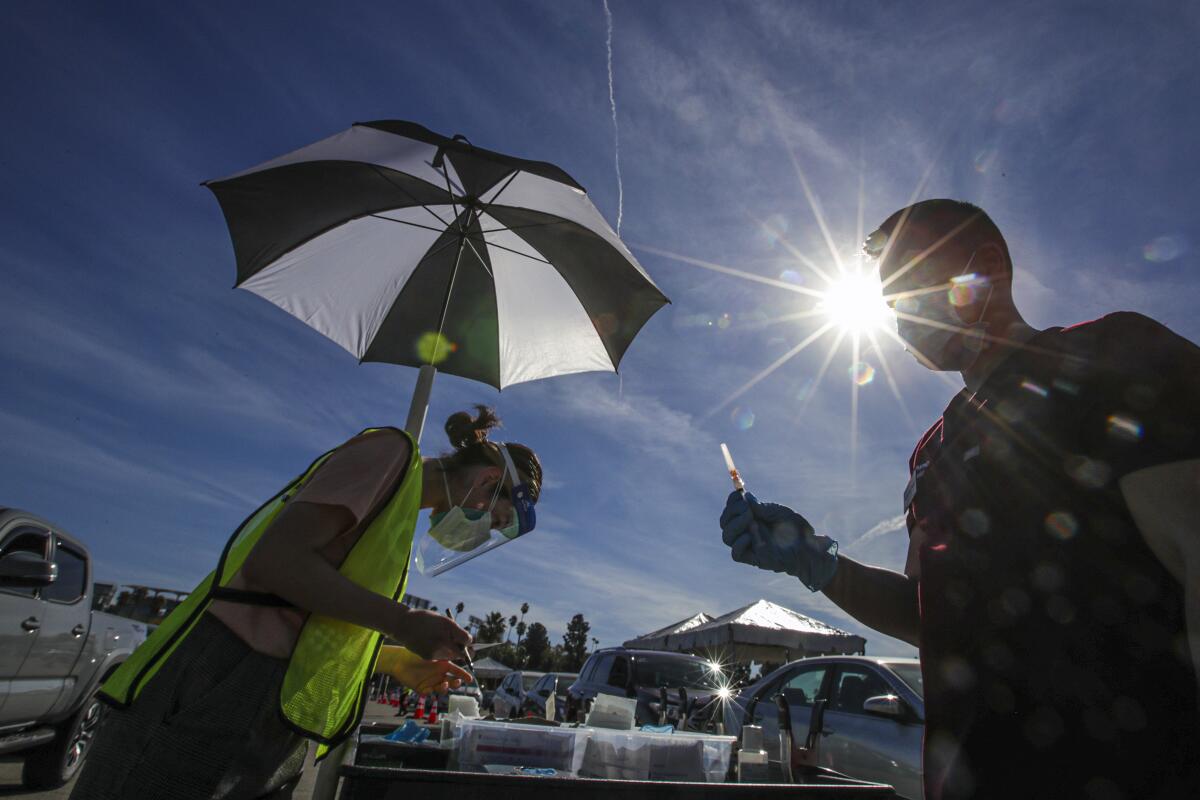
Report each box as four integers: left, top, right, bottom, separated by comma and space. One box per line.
719, 491, 839, 592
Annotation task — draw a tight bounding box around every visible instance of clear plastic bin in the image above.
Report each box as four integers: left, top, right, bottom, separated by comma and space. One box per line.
578, 728, 736, 782
449, 719, 589, 774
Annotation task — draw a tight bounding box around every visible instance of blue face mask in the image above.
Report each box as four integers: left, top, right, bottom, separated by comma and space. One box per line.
427, 470, 501, 553
417, 445, 538, 577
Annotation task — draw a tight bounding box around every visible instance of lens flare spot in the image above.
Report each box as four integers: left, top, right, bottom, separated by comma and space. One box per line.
1143, 235, 1188, 263
717, 312, 733, 330
795, 377, 815, 403
974, 149, 999, 173
1045, 511, 1079, 541
850, 361, 876, 386
731, 406, 755, 430
1065, 456, 1111, 489
1106, 414, 1143, 442
779, 268, 805, 285
759, 213, 789, 248
416, 332, 457, 364
947, 273, 989, 307
1020, 380, 1049, 398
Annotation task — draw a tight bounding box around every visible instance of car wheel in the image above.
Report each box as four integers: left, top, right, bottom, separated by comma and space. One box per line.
23, 693, 104, 789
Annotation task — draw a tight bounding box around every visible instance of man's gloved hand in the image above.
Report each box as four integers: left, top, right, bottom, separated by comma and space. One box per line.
720, 491, 839, 592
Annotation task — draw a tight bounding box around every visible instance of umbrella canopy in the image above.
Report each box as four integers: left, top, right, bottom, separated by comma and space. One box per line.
623, 599, 866, 663
205, 120, 669, 391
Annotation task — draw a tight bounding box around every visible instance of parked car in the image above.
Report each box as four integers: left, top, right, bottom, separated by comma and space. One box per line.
723, 656, 924, 799
566, 648, 723, 728
0, 508, 148, 789
491, 670, 544, 718
519, 672, 578, 721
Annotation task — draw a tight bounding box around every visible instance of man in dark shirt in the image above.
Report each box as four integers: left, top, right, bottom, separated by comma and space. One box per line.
720, 199, 1200, 799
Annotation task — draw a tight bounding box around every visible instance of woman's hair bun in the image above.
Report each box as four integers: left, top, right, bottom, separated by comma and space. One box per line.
445, 405, 502, 450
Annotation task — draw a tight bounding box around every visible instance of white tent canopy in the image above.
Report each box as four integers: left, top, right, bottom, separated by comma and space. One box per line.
470, 656, 513, 680
623, 599, 866, 664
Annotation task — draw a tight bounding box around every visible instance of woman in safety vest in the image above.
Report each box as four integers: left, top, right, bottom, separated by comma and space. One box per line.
71, 406, 542, 800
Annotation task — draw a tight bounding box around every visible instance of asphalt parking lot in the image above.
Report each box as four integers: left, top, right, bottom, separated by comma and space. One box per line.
0, 701, 403, 800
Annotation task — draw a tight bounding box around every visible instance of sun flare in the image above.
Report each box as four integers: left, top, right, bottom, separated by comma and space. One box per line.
818, 272, 892, 334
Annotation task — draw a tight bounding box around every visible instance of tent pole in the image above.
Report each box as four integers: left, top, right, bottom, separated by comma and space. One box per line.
405, 364, 437, 444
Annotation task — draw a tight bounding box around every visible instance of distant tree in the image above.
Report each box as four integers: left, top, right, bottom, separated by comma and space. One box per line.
548, 644, 567, 672
454, 601, 465, 621
507, 614, 518, 643
491, 642, 520, 668
477, 611, 507, 643
520, 602, 530, 624
516, 621, 527, 646
523, 623, 552, 671
561, 613, 591, 671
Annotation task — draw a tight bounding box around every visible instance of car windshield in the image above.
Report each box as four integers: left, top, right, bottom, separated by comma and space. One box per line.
522, 674, 542, 690
634, 657, 718, 690
887, 662, 924, 700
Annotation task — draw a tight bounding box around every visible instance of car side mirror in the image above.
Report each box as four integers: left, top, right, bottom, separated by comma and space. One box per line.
0, 552, 57, 587
863, 694, 906, 719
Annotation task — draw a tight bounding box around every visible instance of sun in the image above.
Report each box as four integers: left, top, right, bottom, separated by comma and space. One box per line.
818, 271, 892, 333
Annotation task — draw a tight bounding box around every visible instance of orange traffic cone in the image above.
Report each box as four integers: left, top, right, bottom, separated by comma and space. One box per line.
427, 703, 439, 725
414, 694, 426, 720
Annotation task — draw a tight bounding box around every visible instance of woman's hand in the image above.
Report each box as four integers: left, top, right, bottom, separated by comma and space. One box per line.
388, 606, 473, 661
377, 645, 473, 694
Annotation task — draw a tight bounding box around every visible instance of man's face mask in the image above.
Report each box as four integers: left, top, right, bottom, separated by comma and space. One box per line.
867, 231, 992, 372
416, 444, 537, 577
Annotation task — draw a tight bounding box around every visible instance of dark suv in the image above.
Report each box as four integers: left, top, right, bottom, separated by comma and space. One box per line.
565, 648, 723, 728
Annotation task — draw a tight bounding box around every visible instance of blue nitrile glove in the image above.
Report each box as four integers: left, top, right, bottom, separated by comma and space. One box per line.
720, 491, 839, 591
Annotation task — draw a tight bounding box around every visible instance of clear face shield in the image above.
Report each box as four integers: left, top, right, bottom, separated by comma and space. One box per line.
415, 444, 537, 577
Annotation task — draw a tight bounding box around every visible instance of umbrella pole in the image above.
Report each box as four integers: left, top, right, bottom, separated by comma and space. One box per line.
404, 364, 437, 444
403, 232, 466, 445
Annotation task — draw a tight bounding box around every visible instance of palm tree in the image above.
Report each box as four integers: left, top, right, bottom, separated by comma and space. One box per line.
506, 614, 518, 643
454, 601, 465, 621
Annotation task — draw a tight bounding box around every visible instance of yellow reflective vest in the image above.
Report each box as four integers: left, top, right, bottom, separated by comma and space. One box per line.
99, 427, 421, 754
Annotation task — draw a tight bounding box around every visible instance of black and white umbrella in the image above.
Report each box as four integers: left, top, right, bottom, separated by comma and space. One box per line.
205, 120, 668, 439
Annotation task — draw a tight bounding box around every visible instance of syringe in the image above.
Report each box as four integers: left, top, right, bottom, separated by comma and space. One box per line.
720, 443, 746, 493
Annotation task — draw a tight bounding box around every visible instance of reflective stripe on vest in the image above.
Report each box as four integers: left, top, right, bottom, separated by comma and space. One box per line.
99, 427, 421, 752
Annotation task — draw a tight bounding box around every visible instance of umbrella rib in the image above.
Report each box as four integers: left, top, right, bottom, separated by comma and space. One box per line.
478, 220, 568, 234
461, 235, 494, 278
471, 236, 552, 266
477, 170, 519, 216
368, 213, 546, 265
439, 160, 464, 227
433, 236, 469, 364
368, 165, 453, 228
368, 214, 447, 235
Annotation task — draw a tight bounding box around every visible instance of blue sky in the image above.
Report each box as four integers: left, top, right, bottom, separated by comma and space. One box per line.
3, 1, 1198, 658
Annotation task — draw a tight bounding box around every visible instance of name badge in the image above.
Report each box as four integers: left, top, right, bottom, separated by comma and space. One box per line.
903, 473, 917, 510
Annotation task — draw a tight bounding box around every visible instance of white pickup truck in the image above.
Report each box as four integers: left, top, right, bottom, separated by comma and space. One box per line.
0, 507, 147, 789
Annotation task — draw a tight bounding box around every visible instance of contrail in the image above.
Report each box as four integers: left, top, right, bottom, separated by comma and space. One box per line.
603, 0, 623, 236
849, 514, 907, 546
